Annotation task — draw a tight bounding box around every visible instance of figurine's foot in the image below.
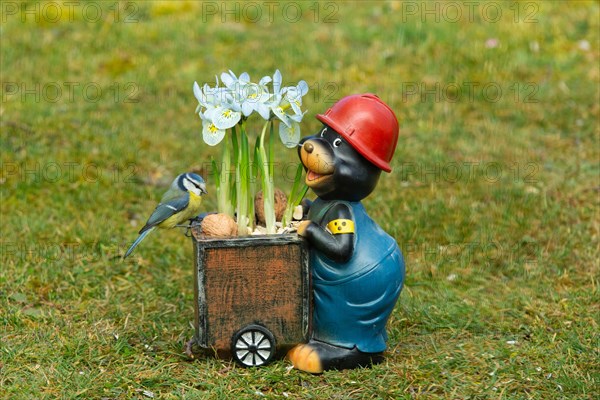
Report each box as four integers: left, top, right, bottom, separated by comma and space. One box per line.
287, 340, 383, 373
287, 342, 323, 373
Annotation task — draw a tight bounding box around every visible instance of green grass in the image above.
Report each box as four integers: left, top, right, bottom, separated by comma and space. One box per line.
1, 1, 598, 398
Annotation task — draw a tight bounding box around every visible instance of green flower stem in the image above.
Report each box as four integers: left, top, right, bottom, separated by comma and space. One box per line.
258, 120, 276, 234
242, 125, 253, 232
217, 138, 233, 216
235, 122, 252, 235
211, 158, 220, 208
230, 125, 239, 216
269, 119, 275, 179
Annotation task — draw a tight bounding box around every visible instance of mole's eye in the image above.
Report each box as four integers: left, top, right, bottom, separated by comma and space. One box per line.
320, 128, 326, 137
333, 138, 343, 148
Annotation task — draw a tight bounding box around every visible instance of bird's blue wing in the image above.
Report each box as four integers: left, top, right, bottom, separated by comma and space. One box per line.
139, 193, 190, 234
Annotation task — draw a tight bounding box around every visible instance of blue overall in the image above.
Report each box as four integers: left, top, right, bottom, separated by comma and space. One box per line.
308, 199, 405, 353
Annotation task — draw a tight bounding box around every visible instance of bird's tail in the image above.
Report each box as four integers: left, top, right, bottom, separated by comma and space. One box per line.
123, 227, 155, 259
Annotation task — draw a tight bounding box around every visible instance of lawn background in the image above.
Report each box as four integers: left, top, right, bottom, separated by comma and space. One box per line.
1, 1, 598, 399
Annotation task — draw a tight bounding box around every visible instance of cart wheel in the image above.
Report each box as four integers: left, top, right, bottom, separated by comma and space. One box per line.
231, 324, 276, 367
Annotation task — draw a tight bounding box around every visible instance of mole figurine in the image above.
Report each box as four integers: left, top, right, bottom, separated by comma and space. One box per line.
287, 94, 405, 373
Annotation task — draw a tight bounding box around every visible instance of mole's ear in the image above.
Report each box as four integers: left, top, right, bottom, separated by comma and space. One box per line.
302, 125, 330, 142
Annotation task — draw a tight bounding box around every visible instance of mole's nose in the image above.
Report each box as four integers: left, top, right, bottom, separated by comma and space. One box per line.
303, 142, 314, 154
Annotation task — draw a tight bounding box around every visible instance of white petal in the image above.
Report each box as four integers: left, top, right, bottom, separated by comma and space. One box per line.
221, 72, 235, 88
241, 101, 254, 117
257, 92, 272, 103
242, 83, 259, 100
204, 105, 218, 120
221, 89, 234, 104
228, 98, 243, 112
273, 69, 282, 94
289, 110, 306, 123
290, 100, 302, 115
216, 90, 238, 111
279, 120, 300, 148
202, 122, 226, 146
256, 103, 271, 120
203, 85, 221, 106
285, 87, 299, 104
272, 106, 291, 127
239, 72, 250, 83
297, 80, 308, 96
269, 94, 283, 107
212, 106, 241, 129
193, 82, 203, 103
259, 76, 272, 86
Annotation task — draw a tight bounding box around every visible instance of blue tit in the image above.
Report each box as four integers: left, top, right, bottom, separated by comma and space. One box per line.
124, 172, 207, 258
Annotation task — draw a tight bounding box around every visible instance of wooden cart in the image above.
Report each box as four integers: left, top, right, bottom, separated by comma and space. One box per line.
191, 231, 311, 367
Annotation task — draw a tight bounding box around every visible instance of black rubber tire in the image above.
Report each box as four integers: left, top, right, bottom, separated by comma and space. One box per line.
231, 324, 276, 367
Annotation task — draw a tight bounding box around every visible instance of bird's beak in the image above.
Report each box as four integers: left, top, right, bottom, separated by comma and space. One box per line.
201, 184, 208, 195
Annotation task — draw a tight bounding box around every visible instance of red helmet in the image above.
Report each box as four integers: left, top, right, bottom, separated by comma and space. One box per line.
316, 93, 399, 173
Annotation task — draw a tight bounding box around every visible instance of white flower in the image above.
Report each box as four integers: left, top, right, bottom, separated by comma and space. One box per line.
240, 78, 272, 119
268, 76, 307, 148
194, 69, 309, 148
271, 78, 307, 122
201, 119, 226, 146
272, 69, 283, 97
193, 81, 230, 118
279, 118, 301, 148
194, 79, 231, 145
193, 81, 203, 108
220, 70, 249, 107
216, 70, 271, 119
271, 101, 291, 127
221, 70, 250, 90
285, 80, 308, 115
271, 93, 306, 125
194, 78, 242, 133
275, 101, 304, 148
212, 106, 241, 130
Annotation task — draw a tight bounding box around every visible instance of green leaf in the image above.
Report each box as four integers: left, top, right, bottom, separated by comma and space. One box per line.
282, 163, 307, 226
231, 125, 239, 159
211, 158, 220, 190
269, 119, 275, 179
253, 135, 261, 185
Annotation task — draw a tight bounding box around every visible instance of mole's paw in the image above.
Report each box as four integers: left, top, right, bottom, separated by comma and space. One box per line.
287, 343, 323, 373
288, 340, 384, 373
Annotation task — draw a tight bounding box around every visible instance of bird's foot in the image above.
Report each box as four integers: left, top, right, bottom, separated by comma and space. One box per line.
287, 340, 383, 373
176, 221, 196, 237
175, 224, 192, 237
178, 215, 208, 237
